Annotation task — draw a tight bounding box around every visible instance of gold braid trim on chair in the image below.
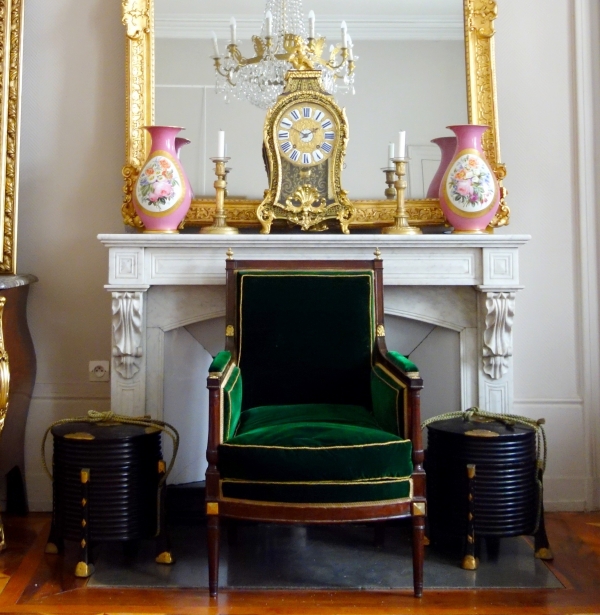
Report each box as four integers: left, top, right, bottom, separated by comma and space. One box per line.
40, 410, 180, 487
422, 406, 547, 531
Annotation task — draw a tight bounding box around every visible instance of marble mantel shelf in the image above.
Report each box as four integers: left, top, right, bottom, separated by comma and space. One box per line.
98, 233, 531, 290
99, 233, 530, 420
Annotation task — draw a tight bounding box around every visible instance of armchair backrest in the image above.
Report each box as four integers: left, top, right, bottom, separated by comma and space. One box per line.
226, 261, 381, 412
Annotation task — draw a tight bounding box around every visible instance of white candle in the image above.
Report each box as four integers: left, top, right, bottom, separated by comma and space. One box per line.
217, 130, 225, 158
341, 21, 348, 47
388, 142, 395, 167
211, 31, 220, 56
308, 10, 315, 39
230, 17, 237, 44
398, 131, 406, 159
347, 35, 354, 60
265, 11, 273, 37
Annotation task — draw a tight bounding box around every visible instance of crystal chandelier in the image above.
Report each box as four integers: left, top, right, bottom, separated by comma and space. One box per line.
210, 0, 356, 109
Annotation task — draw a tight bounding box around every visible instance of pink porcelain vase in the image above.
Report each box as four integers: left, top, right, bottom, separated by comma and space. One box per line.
439, 125, 500, 233
426, 136, 457, 198
175, 137, 194, 201
133, 126, 192, 233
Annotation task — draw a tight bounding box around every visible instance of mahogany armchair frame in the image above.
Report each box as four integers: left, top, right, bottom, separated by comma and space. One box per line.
205, 259, 426, 597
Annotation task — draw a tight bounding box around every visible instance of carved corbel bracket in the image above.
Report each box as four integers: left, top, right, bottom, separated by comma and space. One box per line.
482, 291, 515, 379
112, 292, 143, 379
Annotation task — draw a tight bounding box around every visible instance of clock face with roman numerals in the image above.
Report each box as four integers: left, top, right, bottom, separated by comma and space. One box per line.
276, 103, 337, 167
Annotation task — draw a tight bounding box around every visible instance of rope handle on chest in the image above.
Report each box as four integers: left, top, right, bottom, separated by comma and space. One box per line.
41, 410, 180, 487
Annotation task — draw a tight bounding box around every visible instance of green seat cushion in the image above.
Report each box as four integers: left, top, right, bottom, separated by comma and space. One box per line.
221, 477, 412, 504
219, 403, 412, 483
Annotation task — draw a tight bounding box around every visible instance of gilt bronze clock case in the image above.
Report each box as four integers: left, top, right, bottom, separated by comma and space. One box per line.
256, 70, 354, 234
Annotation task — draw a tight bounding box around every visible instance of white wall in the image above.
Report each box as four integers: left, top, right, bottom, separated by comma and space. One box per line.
155, 38, 467, 199
14, 0, 599, 511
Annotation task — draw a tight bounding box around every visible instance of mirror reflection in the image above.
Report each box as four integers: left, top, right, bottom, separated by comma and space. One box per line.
154, 0, 466, 201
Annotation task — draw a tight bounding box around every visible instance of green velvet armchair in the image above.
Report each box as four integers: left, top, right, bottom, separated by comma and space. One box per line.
205, 258, 426, 596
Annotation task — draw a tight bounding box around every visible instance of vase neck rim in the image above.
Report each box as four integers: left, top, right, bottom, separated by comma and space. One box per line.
143, 125, 185, 135
431, 136, 457, 145
447, 124, 489, 136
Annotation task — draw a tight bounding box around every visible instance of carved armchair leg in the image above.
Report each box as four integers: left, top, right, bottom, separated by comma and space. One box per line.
411, 503, 426, 598
207, 515, 220, 597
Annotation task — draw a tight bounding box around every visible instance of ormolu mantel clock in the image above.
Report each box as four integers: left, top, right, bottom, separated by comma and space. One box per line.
257, 68, 354, 233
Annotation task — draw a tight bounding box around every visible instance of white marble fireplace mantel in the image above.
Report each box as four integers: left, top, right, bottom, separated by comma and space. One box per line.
99, 233, 530, 424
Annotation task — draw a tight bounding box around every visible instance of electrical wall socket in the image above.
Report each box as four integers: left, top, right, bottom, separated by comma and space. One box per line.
89, 361, 110, 382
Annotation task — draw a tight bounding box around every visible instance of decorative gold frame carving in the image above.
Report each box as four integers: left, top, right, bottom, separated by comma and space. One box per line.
122, 0, 508, 230
0, 0, 24, 273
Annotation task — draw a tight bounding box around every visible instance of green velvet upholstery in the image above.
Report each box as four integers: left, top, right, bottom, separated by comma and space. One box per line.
221, 478, 412, 504
209, 350, 231, 374
222, 366, 243, 442
219, 403, 413, 484
212, 268, 419, 506
387, 350, 419, 373
237, 272, 375, 412
371, 365, 406, 438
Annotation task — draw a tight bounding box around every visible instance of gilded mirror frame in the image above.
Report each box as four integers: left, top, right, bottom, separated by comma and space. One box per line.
0, 0, 24, 273
121, 0, 509, 230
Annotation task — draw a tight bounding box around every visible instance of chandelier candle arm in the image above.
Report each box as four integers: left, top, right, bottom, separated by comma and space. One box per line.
308, 10, 315, 39
200, 158, 238, 235
381, 158, 422, 235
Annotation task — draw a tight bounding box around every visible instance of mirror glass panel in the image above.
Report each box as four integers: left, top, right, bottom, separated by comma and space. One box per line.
154, 0, 466, 202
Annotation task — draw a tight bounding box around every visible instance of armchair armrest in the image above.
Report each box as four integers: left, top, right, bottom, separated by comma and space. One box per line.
208, 351, 233, 383
207, 351, 243, 444
371, 351, 422, 440
386, 351, 420, 377
372, 348, 424, 479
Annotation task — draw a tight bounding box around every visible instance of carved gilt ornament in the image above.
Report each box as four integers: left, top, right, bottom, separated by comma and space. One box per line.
0, 0, 24, 273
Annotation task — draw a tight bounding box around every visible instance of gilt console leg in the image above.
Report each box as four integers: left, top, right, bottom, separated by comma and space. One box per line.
207, 515, 220, 597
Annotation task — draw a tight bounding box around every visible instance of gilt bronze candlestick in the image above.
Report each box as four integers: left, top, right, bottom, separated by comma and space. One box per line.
382, 157, 422, 235
382, 167, 397, 200
200, 157, 238, 235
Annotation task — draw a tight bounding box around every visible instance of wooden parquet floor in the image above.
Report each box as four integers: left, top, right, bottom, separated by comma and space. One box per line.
0, 512, 598, 615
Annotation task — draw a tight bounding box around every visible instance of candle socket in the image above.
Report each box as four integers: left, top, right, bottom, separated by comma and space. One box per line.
382, 167, 397, 200
381, 158, 422, 235
200, 157, 238, 235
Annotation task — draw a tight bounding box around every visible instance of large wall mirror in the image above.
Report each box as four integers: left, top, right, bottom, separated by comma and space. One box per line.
0, 0, 24, 273
121, 0, 509, 230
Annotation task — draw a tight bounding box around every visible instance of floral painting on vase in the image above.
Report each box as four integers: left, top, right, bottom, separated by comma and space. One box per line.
445, 153, 496, 213
135, 155, 183, 213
